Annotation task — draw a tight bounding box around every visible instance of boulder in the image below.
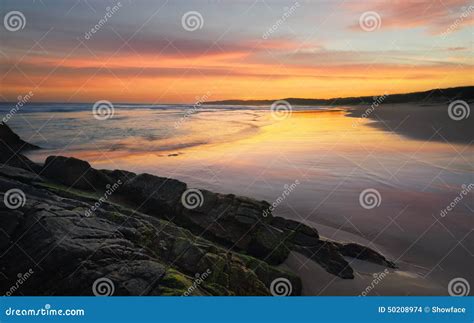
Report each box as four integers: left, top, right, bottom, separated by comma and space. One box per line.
42, 156, 112, 191
0, 122, 40, 152
336, 242, 397, 268
271, 216, 320, 246
294, 241, 354, 279
120, 173, 186, 217
248, 225, 291, 264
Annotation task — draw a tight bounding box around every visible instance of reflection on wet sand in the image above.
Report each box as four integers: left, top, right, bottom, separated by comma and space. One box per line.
22, 107, 473, 295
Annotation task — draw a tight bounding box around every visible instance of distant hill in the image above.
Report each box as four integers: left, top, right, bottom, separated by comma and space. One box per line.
206, 86, 474, 106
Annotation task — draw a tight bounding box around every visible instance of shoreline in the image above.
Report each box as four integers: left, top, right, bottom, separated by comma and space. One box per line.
0, 122, 398, 296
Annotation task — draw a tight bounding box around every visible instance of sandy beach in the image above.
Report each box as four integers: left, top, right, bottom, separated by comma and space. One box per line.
3, 102, 470, 296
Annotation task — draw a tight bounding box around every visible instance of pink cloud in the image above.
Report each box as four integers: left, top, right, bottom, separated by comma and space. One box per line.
347, 0, 473, 34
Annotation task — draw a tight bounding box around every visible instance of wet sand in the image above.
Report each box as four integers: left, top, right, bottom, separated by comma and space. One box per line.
14, 105, 474, 296
347, 103, 473, 144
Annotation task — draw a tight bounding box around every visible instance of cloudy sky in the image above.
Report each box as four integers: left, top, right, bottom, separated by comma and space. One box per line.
0, 0, 472, 103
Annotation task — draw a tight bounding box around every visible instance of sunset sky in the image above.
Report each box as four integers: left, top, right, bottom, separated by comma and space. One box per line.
1, 0, 473, 103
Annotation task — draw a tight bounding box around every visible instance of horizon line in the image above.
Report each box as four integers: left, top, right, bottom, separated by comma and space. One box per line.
0, 84, 472, 106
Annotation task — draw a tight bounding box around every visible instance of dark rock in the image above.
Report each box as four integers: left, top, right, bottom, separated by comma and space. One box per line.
271, 216, 319, 246
0, 166, 299, 295
120, 173, 186, 217
0, 144, 41, 173
336, 242, 397, 268
42, 156, 112, 191
248, 225, 291, 264
0, 122, 40, 152
294, 241, 354, 279
0, 123, 41, 173
100, 169, 136, 183
0, 209, 23, 251
292, 231, 320, 246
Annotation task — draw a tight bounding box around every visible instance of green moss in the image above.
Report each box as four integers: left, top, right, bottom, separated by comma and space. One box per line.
164, 270, 192, 287
38, 181, 100, 199
157, 269, 199, 296
203, 283, 232, 296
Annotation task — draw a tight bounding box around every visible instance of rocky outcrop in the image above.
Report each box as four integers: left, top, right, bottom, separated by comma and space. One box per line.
0, 122, 40, 152
334, 242, 396, 269
0, 164, 301, 296
42, 156, 112, 191
0, 127, 396, 296
0, 123, 40, 173
269, 217, 396, 279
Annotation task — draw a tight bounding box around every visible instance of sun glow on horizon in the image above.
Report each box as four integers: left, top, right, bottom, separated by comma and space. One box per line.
1, 0, 473, 103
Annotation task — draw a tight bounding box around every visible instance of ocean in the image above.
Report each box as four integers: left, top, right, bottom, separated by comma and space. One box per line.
1, 102, 472, 295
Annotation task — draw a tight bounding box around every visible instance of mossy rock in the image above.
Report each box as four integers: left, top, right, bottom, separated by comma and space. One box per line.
247, 226, 291, 265
157, 269, 204, 296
